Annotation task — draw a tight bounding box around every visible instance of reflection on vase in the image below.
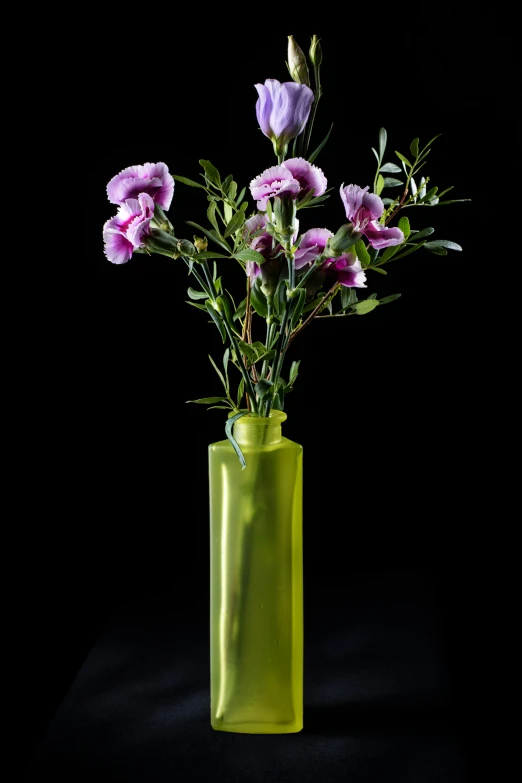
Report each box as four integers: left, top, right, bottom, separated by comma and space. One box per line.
209, 412, 303, 734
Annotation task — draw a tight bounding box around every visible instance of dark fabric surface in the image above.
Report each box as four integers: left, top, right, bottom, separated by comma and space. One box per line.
24, 583, 467, 782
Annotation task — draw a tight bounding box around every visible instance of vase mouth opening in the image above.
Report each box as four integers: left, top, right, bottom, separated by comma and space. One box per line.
240, 411, 287, 426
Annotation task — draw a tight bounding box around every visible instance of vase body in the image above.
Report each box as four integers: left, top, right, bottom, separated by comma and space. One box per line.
209, 412, 303, 734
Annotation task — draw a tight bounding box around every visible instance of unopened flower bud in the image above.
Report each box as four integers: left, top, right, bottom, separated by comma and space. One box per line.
309, 35, 323, 68
177, 239, 196, 257
145, 227, 180, 258
274, 195, 298, 242
194, 235, 209, 253
326, 224, 362, 256
287, 36, 310, 87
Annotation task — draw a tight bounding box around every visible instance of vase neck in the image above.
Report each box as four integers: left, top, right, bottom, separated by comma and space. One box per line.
233, 411, 287, 446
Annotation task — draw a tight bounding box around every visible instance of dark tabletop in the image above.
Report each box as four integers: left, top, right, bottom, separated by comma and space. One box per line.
24, 578, 467, 782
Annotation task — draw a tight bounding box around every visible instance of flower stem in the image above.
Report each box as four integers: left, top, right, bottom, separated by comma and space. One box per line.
201, 261, 259, 415
288, 282, 341, 348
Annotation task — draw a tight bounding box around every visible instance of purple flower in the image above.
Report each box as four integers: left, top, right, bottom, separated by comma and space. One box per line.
284, 158, 327, 201
250, 158, 326, 212
107, 162, 174, 210
340, 184, 404, 250
255, 80, 314, 156
103, 194, 155, 265
250, 165, 301, 211
294, 227, 367, 288
243, 214, 299, 291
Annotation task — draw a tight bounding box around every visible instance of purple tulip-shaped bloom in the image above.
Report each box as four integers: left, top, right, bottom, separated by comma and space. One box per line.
107, 162, 174, 210
294, 228, 367, 288
103, 194, 155, 265
340, 184, 404, 250
255, 80, 314, 156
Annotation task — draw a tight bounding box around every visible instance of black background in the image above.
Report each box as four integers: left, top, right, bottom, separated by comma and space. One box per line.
22, 25, 501, 778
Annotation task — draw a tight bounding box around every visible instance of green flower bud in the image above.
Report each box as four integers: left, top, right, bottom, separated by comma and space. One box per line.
194, 235, 209, 253
274, 195, 297, 243
175, 239, 196, 258
309, 35, 323, 68
326, 224, 362, 256
287, 35, 310, 87
145, 227, 180, 258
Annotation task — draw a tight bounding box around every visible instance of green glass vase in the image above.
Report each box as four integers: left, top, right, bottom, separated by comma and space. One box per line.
209, 411, 303, 734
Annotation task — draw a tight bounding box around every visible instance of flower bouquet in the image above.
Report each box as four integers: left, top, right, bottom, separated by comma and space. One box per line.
102, 34, 468, 734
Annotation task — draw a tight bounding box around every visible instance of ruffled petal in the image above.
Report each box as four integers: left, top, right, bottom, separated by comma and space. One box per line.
340, 184, 369, 221
285, 158, 328, 198
363, 222, 404, 250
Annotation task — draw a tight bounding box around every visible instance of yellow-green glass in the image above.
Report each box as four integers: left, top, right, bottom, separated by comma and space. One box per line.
209, 412, 303, 734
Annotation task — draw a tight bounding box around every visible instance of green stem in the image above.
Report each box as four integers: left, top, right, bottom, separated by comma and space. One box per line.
304, 65, 323, 158
261, 296, 274, 381
201, 261, 259, 415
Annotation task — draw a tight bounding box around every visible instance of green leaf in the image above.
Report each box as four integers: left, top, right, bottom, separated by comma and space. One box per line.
372, 148, 380, 165
380, 163, 403, 174
186, 221, 231, 253
410, 138, 419, 157
234, 249, 267, 265
395, 151, 412, 168
248, 350, 276, 369
379, 294, 402, 306
233, 299, 247, 322
188, 288, 209, 301
289, 361, 301, 386
398, 217, 411, 240
205, 303, 227, 344
207, 201, 219, 232
354, 300, 380, 316
228, 181, 238, 202
185, 300, 208, 311
225, 412, 248, 470
255, 380, 274, 399
341, 287, 358, 310
419, 186, 438, 204
420, 134, 441, 154
224, 211, 245, 238
424, 240, 462, 252
379, 128, 387, 162
355, 240, 371, 269
187, 397, 228, 405
389, 243, 427, 262
424, 245, 448, 256
192, 251, 231, 261
208, 354, 228, 391
208, 406, 234, 411
369, 293, 378, 300
370, 266, 388, 275
383, 178, 404, 188
173, 174, 207, 190
409, 227, 434, 241
250, 279, 268, 318
376, 175, 385, 197
437, 186, 455, 200
223, 348, 230, 378
380, 245, 403, 264
308, 122, 334, 164
434, 199, 471, 206
302, 194, 331, 208
237, 340, 257, 365
236, 186, 246, 207
297, 187, 317, 210
199, 160, 221, 187
237, 377, 245, 408
302, 295, 324, 314
290, 289, 306, 327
